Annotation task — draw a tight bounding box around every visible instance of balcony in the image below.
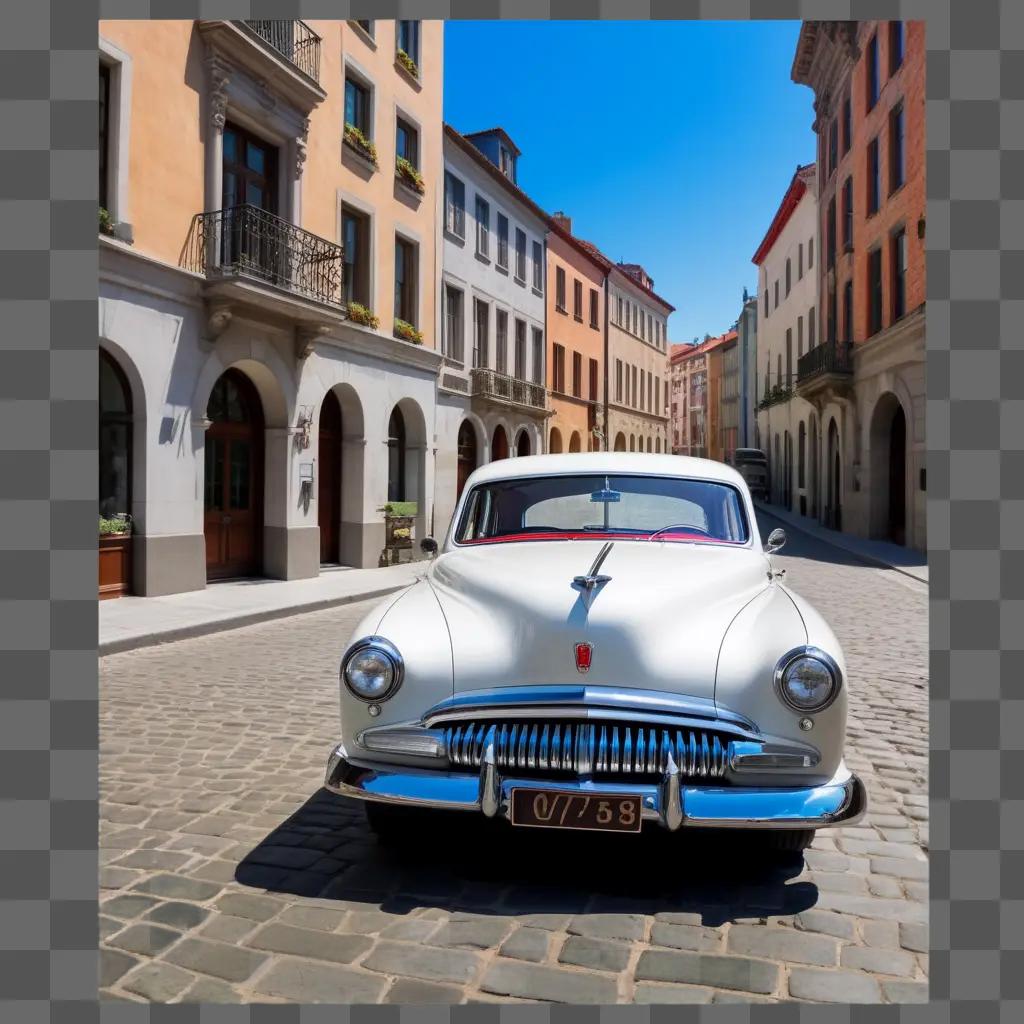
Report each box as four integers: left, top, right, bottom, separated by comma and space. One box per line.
796, 341, 854, 400
198, 20, 326, 110
470, 368, 547, 414
183, 204, 345, 329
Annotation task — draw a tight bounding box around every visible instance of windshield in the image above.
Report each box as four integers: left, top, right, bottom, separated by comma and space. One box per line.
455, 474, 749, 545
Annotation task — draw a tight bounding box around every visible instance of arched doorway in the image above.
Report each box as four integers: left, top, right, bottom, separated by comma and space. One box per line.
568, 431, 581, 453
889, 404, 907, 544
549, 427, 563, 454
492, 425, 509, 461
809, 414, 819, 518
457, 420, 477, 499
99, 350, 133, 598
516, 429, 531, 457
827, 418, 841, 530
614, 432, 626, 452
655, 438, 661, 453
629, 434, 636, 451
646, 436, 653, 453
205, 369, 265, 580
798, 421, 807, 515
387, 407, 406, 502
783, 431, 792, 509
869, 393, 908, 545
318, 390, 342, 564
773, 435, 780, 504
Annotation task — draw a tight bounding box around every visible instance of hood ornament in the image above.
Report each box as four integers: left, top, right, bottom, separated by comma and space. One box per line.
572, 541, 614, 593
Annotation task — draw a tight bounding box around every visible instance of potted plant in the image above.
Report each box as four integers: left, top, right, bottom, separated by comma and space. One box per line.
346, 301, 380, 329
396, 48, 419, 79
393, 318, 423, 345
343, 123, 378, 168
99, 514, 132, 599
395, 157, 425, 195
379, 502, 418, 566
99, 207, 115, 237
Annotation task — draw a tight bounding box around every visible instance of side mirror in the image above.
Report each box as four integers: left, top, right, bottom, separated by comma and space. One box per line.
420, 536, 438, 558
764, 527, 786, 554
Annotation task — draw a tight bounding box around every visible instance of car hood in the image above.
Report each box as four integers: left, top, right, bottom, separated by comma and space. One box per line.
426, 540, 771, 699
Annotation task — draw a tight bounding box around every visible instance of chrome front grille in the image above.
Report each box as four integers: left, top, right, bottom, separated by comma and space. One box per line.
442, 719, 731, 779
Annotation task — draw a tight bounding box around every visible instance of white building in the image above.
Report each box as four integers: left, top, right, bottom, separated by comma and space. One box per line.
434, 126, 550, 536
752, 163, 820, 514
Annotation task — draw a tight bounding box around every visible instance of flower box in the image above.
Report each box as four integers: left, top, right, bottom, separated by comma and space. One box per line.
393, 319, 423, 345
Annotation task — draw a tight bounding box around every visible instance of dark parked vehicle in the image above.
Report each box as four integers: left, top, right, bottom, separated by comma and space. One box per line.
732, 448, 768, 500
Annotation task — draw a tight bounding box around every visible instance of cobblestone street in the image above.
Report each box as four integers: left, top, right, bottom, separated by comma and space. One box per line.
99, 515, 928, 1005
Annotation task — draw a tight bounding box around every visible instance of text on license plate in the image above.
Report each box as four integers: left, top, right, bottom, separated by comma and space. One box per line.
509, 789, 643, 832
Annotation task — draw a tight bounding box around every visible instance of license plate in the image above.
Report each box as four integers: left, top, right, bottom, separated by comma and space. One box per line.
509, 789, 643, 833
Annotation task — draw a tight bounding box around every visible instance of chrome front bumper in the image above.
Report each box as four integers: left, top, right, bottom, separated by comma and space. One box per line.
323, 742, 867, 831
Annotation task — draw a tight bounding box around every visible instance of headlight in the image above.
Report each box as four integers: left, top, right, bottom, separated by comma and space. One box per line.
341, 637, 403, 702
774, 646, 841, 713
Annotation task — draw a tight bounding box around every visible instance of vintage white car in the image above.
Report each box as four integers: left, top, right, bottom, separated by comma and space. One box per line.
325, 453, 865, 851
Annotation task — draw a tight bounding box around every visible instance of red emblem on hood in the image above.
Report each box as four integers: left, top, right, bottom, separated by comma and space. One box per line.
574, 642, 593, 674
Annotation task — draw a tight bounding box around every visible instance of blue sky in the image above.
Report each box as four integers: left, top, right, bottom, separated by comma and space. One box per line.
443, 20, 815, 344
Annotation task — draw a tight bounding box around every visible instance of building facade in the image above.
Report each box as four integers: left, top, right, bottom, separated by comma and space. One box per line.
99, 18, 445, 596
435, 125, 550, 535
752, 163, 820, 512
607, 265, 673, 453
735, 293, 759, 450
792, 19, 925, 550
546, 213, 609, 454
719, 332, 740, 463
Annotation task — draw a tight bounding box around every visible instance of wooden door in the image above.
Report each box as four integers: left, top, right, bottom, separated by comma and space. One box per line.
204, 370, 264, 580
456, 420, 476, 499
318, 391, 342, 564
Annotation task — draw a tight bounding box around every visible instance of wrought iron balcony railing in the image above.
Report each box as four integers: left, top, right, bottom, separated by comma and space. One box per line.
183, 205, 343, 308
471, 368, 547, 411
243, 20, 321, 82
797, 341, 853, 384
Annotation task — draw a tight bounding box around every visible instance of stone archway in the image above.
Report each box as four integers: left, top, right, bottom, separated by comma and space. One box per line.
614, 432, 626, 452
516, 429, 531, 457
457, 420, 478, 499
568, 431, 581, 453
492, 424, 509, 462
550, 427, 563, 454
827, 417, 842, 530
868, 392, 909, 545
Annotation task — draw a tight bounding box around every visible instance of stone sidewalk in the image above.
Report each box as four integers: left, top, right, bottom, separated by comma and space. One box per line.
99, 561, 422, 654
98, 516, 928, 1005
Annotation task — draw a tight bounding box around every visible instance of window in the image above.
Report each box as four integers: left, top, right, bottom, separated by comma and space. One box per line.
648, 314, 653, 341
798, 243, 803, 280
514, 228, 527, 282
809, 306, 816, 347
514, 319, 527, 379
867, 33, 879, 110
344, 75, 371, 135
589, 358, 599, 401
532, 241, 543, 291
353, 20, 374, 37
573, 279, 583, 320
797, 315, 804, 357
639, 311, 645, 340
473, 298, 489, 368
786, 328, 792, 384
785, 258, 791, 297
553, 344, 566, 393
397, 20, 420, 66
890, 21, 905, 74
616, 359, 623, 402
387, 407, 406, 502
639, 370, 645, 409
889, 103, 905, 193
826, 196, 837, 268
892, 229, 907, 321
396, 116, 418, 168
589, 289, 599, 329
841, 95, 851, 155
475, 195, 489, 258
496, 213, 509, 270
444, 285, 464, 362
868, 247, 883, 335
394, 236, 417, 326
532, 328, 544, 384
633, 305, 638, 334
828, 118, 838, 175
222, 122, 277, 214
572, 352, 583, 397
632, 366, 638, 407
499, 145, 515, 180
827, 285, 837, 343
842, 176, 853, 250
843, 279, 854, 342
764, 290, 769, 318
444, 172, 465, 238
99, 63, 111, 210
867, 137, 881, 215
555, 266, 566, 312
808, 237, 814, 268
341, 205, 370, 307
99, 350, 132, 521
495, 309, 508, 373
617, 296, 623, 324
774, 280, 779, 309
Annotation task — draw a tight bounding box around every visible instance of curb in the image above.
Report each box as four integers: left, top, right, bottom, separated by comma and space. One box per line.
99, 583, 411, 656
755, 504, 927, 585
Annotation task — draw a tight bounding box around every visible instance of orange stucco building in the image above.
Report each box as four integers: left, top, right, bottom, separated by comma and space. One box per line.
545, 213, 610, 453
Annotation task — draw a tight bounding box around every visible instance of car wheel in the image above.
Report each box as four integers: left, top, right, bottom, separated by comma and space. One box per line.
760, 828, 816, 852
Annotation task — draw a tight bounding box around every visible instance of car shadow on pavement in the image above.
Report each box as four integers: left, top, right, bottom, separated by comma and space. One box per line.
235, 789, 819, 926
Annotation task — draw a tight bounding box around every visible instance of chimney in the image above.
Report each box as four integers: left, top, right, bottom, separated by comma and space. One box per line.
552, 211, 572, 234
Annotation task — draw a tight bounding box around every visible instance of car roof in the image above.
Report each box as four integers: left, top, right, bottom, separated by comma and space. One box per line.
465, 452, 749, 488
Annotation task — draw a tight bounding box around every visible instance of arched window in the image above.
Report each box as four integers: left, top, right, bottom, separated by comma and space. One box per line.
655, 437, 661, 453
516, 429, 531, 457
629, 434, 636, 451
614, 432, 626, 452
387, 407, 406, 502
646, 436, 653, 453
99, 350, 132, 519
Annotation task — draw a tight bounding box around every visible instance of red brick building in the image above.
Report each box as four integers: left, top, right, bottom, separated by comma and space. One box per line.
792, 20, 925, 551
